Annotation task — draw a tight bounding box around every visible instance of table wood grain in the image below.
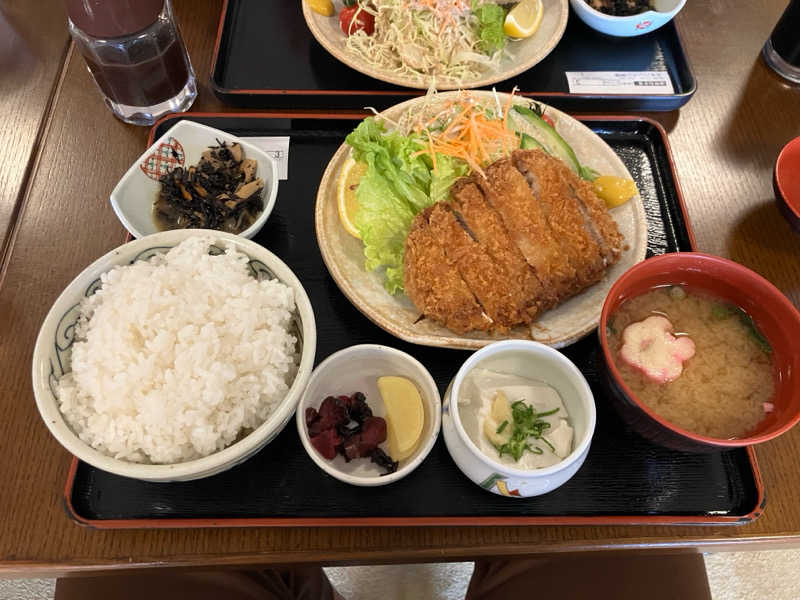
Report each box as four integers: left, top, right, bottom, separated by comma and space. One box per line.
2, 0, 800, 577
0, 0, 69, 272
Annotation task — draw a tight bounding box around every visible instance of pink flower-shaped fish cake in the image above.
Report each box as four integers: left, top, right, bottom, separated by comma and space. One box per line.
619, 315, 696, 383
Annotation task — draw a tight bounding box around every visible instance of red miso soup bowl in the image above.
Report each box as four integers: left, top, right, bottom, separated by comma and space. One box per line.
774, 135, 800, 234
599, 252, 800, 453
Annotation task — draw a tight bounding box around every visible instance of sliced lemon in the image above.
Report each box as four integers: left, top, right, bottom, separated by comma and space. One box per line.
503, 0, 544, 39
593, 175, 638, 208
306, 0, 334, 17
378, 376, 425, 462
336, 156, 367, 239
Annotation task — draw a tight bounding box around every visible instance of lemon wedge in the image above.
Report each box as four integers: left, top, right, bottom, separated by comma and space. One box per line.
306, 0, 334, 17
336, 156, 367, 239
378, 376, 425, 462
503, 0, 544, 39
593, 175, 638, 208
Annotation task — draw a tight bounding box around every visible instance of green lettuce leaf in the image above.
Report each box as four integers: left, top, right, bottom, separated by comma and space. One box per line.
472, 0, 507, 55
345, 118, 468, 294
429, 154, 470, 204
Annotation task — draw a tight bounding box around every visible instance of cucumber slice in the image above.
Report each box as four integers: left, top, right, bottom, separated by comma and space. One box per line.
510, 105, 597, 181
519, 132, 547, 151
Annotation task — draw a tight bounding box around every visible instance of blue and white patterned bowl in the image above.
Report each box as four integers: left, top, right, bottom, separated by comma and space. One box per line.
31, 229, 316, 482
569, 0, 686, 37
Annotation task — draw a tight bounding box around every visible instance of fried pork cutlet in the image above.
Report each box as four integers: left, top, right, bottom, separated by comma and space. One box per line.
512, 149, 606, 293
570, 174, 625, 264
403, 206, 492, 334
449, 179, 548, 315
426, 202, 522, 333
401, 150, 627, 336
480, 159, 575, 300
528, 154, 626, 265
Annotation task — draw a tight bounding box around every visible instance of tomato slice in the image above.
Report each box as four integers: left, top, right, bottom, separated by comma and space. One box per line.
339, 6, 375, 36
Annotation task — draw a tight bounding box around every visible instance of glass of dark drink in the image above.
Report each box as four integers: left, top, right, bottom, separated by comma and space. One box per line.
66, 0, 196, 125
763, 0, 800, 84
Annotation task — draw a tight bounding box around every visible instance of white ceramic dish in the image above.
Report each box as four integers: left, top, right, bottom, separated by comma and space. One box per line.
296, 344, 441, 486
442, 340, 596, 497
315, 91, 648, 350
569, 0, 686, 37
302, 0, 569, 90
32, 229, 316, 482
110, 120, 279, 240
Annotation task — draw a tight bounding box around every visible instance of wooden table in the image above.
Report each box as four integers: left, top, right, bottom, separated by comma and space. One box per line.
2, 0, 800, 578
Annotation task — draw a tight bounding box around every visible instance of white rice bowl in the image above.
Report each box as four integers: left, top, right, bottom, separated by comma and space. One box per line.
32, 230, 316, 481
57, 236, 298, 464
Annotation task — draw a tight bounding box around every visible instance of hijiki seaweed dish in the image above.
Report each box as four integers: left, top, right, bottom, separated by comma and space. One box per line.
154, 141, 264, 234
585, 0, 652, 16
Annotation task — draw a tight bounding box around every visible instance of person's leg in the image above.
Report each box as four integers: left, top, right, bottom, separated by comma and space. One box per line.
466, 553, 711, 600
55, 566, 342, 600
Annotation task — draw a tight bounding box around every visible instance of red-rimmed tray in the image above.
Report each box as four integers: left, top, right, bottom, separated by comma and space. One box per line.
63, 112, 763, 528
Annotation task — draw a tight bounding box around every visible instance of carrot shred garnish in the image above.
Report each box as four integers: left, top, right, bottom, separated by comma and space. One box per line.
412, 90, 521, 176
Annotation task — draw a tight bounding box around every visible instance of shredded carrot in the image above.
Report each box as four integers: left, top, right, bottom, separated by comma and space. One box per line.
414, 90, 521, 176
425, 128, 438, 172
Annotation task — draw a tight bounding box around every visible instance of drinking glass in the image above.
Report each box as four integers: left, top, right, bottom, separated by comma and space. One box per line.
66, 0, 196, 125
763, 0, 800, 84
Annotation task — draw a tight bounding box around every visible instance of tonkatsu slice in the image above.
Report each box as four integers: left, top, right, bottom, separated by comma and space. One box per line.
481, 158, 575, 300
450, 179, 548, 314
426, 202, 526, 332
512, 149, 607, 292
403, 206, 492, 334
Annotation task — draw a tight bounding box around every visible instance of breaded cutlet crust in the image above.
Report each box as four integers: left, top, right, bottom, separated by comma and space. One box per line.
426, 202, 524, 333
403, 206, 491, 334
450, 179, 545, 316
481, 159, 575, 301
512, 150, 606, 293
515, 149, 624, 265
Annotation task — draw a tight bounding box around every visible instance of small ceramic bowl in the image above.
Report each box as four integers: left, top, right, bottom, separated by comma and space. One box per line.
442, 340, 596, 498
296, 344, 441, 486
599, 252, 800, 452
569, 0, 686, 37
110, 120, 279, 240
774, 136, 800, 234
32, 229, 316, 482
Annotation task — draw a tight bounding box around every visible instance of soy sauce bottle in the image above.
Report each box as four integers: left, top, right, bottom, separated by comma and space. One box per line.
65, 0, 196, 125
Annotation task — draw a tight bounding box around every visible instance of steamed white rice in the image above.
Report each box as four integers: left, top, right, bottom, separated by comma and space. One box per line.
56, 236, 298, 464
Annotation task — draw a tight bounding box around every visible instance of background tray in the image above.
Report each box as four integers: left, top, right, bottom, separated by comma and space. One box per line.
65, 113, 763, 528
210, 0, 696, 111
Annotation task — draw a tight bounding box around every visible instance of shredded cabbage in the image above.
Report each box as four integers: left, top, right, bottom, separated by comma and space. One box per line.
344, 0, 506, 85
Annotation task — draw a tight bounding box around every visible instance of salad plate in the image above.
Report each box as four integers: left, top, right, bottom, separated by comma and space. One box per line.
315, 91, 648, 350
301, 0, 569, 90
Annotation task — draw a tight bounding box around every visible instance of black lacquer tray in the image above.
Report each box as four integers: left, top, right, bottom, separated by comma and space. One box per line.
210, 0, 696, 112
64, 113, 762, 528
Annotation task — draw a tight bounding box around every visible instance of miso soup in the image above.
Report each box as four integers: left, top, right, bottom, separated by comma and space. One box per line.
607, 286, 774, 439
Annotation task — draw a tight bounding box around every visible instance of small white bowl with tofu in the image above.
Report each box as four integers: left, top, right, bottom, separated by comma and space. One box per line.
110, 120, 278, 240
442, 340, 596, 497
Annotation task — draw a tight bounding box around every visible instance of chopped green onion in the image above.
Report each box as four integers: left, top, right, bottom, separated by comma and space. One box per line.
494, 402, 562, 461
711, 304, 732, 320
737, 309, 772, 354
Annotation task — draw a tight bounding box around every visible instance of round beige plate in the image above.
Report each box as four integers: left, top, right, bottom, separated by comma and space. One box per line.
302, 1, 569, 90
315, 91, 648, 349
